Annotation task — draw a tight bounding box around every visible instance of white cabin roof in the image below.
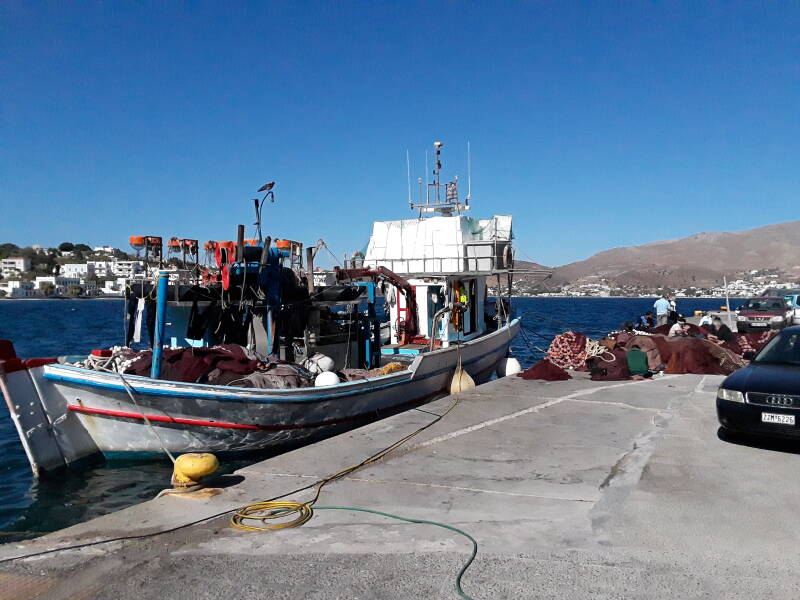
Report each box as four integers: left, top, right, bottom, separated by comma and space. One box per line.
364, 214, 512, 276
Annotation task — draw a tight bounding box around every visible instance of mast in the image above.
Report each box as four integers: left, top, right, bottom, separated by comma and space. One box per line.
409, 142, 470, 217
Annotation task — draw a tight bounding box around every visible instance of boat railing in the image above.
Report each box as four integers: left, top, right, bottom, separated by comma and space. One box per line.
369, 240, 513, 276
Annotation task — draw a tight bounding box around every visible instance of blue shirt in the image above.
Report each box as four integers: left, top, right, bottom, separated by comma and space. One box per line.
654, 298, 670, 315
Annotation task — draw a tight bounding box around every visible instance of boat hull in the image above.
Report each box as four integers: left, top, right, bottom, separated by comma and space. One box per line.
2, 320, 520, 474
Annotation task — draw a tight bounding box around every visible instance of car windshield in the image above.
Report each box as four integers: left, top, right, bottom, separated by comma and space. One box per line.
739, 298, 786, 310
754, 331, 800, 366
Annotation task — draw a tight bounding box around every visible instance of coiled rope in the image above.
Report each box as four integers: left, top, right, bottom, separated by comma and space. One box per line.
230, 393, 462, 531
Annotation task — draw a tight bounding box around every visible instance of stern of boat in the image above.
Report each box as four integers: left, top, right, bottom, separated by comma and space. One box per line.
0, 340, 101, 476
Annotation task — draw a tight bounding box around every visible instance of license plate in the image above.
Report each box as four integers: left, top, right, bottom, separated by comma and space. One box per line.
750, 323, 768, 327
762, 413, 795, 425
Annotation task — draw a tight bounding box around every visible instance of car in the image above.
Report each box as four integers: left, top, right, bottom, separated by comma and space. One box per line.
735, 296, 792, 334
765, 287, 800, 326
783, 292, 800, 326
717, 325, 800, 439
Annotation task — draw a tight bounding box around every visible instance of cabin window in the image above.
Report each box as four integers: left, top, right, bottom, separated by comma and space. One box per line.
468, 279, 477, 333
428, 286, 445, 337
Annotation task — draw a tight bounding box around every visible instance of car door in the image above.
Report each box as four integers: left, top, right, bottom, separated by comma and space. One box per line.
789, 295, 800, 325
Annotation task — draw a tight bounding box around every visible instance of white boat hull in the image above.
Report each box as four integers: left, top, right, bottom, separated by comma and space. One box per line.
1, 320, 520, 474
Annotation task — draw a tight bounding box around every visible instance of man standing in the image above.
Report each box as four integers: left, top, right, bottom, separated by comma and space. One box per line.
654, 294, 670, 327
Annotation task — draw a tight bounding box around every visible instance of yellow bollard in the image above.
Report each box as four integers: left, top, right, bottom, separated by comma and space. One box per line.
171, 453, 219, 488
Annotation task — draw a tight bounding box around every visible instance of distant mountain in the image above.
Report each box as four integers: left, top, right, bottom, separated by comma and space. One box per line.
518, 221, 800, 290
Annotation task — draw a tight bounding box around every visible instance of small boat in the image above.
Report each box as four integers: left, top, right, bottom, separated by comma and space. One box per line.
1, 143, 521, 475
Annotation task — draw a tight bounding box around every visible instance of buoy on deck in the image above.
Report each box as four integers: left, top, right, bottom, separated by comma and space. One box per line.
496, 357, 522, 378
171, 453, 219, 488
303, 353, 335, 374
450, 364, 475, 394
315, 371, 341, 386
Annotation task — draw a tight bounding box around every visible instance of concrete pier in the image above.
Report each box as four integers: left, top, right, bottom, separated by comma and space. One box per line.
3, 373, 800, 599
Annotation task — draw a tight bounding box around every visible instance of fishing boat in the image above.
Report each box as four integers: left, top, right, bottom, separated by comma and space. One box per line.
1, 143, 522, 475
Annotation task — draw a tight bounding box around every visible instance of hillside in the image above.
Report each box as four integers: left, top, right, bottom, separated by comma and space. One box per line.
516, 220, 800, 291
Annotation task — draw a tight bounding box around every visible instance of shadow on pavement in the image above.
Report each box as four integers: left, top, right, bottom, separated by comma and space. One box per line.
718, 426, 800, 455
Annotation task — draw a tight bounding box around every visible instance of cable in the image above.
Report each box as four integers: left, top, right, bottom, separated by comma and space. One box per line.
0, 481, 319, 565
520, 311, 588, 332
0, 391, 463, 566
314, 506, 478, 600
230, 393, 462, 531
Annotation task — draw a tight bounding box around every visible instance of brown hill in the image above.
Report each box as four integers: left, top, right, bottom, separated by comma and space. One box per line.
522, 221, 800, 289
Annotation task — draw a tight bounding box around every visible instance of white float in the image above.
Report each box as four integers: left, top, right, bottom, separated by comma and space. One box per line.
314, 371, 341, 387
496, 356, 522, 377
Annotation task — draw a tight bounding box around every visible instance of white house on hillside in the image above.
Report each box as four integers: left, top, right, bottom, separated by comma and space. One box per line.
62, 263, 95, 279
35, 276, 81, 295
111, 261, 143, 277
0, 280, 36, 298
0, 257, 32, 278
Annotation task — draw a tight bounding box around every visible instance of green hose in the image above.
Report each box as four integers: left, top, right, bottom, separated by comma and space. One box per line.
315, 506, 478, 600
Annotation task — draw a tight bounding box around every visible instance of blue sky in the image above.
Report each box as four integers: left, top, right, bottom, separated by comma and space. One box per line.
1, 2, 798, 267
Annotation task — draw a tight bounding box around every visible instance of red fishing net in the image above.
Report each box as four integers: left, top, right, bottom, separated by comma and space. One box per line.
546, 331, 590, 370
518, 359, 572, 381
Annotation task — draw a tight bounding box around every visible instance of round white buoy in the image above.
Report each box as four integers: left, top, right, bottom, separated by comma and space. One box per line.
496, 357, 522, 378
314, 371, 340, 387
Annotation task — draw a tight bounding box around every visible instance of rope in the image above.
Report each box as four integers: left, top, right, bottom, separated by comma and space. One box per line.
584, 339, 608, 359
117, 373, 176, 464
518, 326, 548, 355
319, 239, 345, 268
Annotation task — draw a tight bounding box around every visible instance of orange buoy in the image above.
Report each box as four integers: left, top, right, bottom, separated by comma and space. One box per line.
129, 236, 146, 251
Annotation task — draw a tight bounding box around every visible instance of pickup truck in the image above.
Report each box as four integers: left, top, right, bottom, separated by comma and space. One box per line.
736, 297, 793, 334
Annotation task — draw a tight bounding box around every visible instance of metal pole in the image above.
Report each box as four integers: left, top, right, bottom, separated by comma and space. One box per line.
724, 276, 733, 328
364, 282, 379, 368
150, 270, 170, 379
305, 247, 315, 295
236, 225, 245, 263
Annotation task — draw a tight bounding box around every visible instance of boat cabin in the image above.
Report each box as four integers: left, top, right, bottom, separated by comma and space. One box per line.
364, 213, 513, 355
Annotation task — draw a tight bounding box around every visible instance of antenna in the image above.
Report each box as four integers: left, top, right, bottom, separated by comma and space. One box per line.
424, 150, 429, 204
406, 150, 412, 208
409, 141, 468, 217
433, 141, 443, 204
466, 141, 472, 208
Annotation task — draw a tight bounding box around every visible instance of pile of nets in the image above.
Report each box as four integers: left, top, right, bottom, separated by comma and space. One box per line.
72, 345, 408, 389
545, 332, 593, 370
518, 359, 572, 381
521, 326, 777, 382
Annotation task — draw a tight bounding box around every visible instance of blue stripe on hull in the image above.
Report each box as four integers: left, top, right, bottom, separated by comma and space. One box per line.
43, 328, 515, 405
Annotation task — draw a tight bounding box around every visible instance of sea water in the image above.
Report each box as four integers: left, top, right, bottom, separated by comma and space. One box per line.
0, 296, 732, 540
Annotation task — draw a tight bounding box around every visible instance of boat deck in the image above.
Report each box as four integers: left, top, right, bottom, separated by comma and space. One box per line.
379, 342, 430, 355
4, 373, 800, 598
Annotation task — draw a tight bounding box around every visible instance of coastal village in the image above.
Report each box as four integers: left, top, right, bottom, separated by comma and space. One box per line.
2, 242, 798, 300
0, 243, 150, 298
514, 268, 799, 298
